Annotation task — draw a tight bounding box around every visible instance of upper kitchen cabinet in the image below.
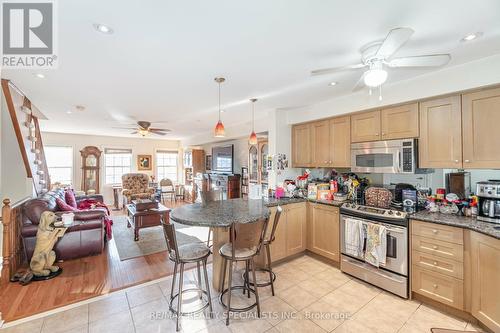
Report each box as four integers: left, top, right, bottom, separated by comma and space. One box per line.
329, 116, 351, 167
311, 120, 330, 167
381, 103, 419, 140
462, 87, 500, 168
419, 96, 463, 168
292, 123, 312, 167
351, 110, 381, 143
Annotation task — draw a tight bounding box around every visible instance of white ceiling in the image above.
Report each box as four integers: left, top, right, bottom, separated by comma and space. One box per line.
3, 0, 500, 143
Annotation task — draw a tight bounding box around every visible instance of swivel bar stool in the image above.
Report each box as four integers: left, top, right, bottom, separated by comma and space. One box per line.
161, 221, 213, 331
243, 206, 282, 296
219, 217, 269, 326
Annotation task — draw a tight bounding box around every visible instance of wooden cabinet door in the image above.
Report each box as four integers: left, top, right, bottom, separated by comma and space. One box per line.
351, 110, 381, 143
309, 204, 340, 261
292, 123, 312, 167
419, 96, 463, 168
470, 232, 500, 332
285, 203, 307, 256
381, 103, 419, 140
462, 87, 500, 168
329, 116, 351, 167
311, 120, 330, 167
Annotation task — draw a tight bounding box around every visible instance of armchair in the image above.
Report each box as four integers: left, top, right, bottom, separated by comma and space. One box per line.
121, 173, 156, 205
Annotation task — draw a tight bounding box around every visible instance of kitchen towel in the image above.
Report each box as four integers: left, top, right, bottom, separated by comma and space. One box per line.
365, 222, 387, 267
344, 218, 364, 257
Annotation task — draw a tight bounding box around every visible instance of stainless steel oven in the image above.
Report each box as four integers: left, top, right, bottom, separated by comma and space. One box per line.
340, 203, 409, 298
351, 139, 416, 174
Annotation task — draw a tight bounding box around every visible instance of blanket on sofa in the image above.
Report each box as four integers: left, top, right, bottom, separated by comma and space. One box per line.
78, 199, 113, 240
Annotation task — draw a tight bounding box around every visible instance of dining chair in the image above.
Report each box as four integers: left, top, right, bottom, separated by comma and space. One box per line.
219, 217, 269, 326
161, 221, 213, 331
160, 178, 175, 202
243, 206, 282, 296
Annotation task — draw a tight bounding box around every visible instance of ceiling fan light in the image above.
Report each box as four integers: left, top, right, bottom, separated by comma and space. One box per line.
364, 68, 388, 87
249, 131, 258, 145
138, 129, 149, 136
214, 120, 225, 137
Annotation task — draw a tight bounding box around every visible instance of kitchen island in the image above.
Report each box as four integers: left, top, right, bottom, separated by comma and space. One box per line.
170, 198, 271, 291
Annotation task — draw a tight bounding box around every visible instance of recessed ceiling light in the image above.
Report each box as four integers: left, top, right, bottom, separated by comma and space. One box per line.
461, 32, 483, 42
93, 23, 114, 34
34, 73, 45, 79
221, 109, 225, 113
328, 82, 338, 86
66, 110, 72, 114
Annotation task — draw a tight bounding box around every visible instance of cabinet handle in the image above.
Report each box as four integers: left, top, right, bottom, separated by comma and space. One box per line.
454, 160, 459, 163
375, 133, 380, 136
433, 261, 438, 266
329, 161, 332, 164
465, 160, 470, 163
433, 284, 438, 289
381, 132, 385, 136
432, 229, 438, 234
432, 245, 438, 250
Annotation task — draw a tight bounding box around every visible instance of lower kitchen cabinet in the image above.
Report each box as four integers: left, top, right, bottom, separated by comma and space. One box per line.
470, 232, 500, 332
307, 203, 340, 262
285, 203, 307, 256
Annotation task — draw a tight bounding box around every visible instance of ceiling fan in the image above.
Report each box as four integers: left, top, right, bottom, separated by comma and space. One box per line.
311, 27, 451, 93
113, 121, 171, 137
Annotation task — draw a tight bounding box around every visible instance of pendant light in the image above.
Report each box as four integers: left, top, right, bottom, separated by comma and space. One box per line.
249, 98, 258, 145
214, 77, 226, 137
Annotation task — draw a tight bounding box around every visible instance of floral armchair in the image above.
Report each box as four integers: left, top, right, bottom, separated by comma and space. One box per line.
121, 173, 155, 205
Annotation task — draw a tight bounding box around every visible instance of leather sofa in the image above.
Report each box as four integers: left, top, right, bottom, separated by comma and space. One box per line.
22, 189, 106, 261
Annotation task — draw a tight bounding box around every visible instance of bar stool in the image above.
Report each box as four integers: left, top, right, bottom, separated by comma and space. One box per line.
219, 217, 270, 326
200, 189, 223, 248
243, 206, 282, 296
161, 221, 213, 331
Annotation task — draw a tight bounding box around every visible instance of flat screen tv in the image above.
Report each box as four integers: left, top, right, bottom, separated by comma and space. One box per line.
211, 145, 234, 174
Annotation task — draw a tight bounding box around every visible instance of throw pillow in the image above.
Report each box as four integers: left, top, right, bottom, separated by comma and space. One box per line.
65, 189, 78, 208
56, 197, 78, 212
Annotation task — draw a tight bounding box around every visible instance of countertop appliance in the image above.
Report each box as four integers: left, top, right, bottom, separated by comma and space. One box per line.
340, 202, 409, 298
351, 139, 417, 174
446, 172, 471, 199
477, 180, 500, 224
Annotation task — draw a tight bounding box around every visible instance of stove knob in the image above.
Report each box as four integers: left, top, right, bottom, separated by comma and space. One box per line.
388, 210, 394, 215
396, 211, 402, 216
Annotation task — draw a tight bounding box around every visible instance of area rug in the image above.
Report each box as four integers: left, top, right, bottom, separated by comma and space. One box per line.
112, 216, 209, 261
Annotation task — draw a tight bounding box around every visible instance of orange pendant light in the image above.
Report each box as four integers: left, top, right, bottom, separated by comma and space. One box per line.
249, 98, 258, 145
214, 77, 226, 138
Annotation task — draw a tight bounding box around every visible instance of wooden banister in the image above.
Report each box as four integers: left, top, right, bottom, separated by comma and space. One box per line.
1, 197, 30, 286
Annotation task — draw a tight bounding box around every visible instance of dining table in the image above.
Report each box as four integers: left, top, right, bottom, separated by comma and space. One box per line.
170, 198, 271, 291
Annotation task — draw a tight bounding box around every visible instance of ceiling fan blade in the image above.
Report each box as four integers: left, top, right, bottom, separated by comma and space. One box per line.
387, 54, 451, 68
130, 131, 138, 134
137, 121, 151, 129
375, 27, 414, 59
149, 128, 171, 132
150, 130, 167, 136
311, 64, 366, 76
352, 72, 367, 92
112, 127, 138, 130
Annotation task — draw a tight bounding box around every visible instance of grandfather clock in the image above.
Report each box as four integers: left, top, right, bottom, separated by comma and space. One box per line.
80, 146, 102, 194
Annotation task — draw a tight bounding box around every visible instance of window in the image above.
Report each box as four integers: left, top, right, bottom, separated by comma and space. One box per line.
156, 150, 178, 182
45, 146, 73, 185
105, 148, 132, 184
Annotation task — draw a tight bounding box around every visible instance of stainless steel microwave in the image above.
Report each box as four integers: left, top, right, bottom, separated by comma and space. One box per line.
351, 139, 417, 174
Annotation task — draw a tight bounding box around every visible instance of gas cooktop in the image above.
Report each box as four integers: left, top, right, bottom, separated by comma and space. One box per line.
341, 202, 409, 220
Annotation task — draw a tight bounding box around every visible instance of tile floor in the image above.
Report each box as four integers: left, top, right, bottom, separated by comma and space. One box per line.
0, 254, 486, 333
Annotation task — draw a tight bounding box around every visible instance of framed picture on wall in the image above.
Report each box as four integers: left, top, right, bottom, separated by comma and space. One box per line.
137, 155, 152, 170
206, 155, 212, 171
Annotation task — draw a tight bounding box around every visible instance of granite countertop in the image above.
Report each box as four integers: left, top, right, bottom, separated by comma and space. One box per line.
411, 210, 500, 240
170, 198, 270, 227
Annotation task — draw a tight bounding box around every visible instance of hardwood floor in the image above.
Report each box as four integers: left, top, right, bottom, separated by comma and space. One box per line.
0, 199, 198, 323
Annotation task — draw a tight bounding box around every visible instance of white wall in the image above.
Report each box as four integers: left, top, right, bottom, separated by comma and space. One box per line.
42, 132, 181, 204
286, 54, 500, 125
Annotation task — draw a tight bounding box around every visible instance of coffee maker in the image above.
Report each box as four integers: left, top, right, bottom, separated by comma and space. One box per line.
476, 180, 500, 224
